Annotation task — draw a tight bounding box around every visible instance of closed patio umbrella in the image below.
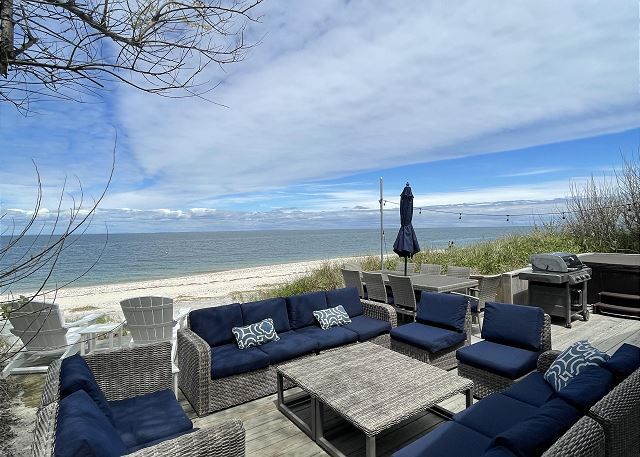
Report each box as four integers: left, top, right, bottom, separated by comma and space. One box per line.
393, 183, 420, 275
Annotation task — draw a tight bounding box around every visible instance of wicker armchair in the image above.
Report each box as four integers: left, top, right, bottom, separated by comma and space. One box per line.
178, 298, 397, 416
457, 312, 552, 399
32, 342, 245, 457
537, 350, 640, 457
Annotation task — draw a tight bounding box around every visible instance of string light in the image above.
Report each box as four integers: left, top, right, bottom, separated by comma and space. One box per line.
458, 213, 462, 220
562, 212, 566, 220
506, 215, 510, 222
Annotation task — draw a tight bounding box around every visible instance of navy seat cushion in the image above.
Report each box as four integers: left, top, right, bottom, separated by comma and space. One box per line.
325, 287, 363, 317
257, 331, 318, 364
55, 389, 127, 457
189, 303, 243, 347
241, 297, 291, 333
60, 354, 114, 425
555, 365, 614, 411
392, 421, 491, 457
343, 315, 391, 341
416, 292, 468, 332
109, 389, 192, 451
295, 325, 359, 350
603, 343, 640, 383
211, 343, 270, 379
456, 341, 540, 379
482, 302, 544, 351
391, 323, 465, 353
482, 446, 518, 457
454, 393, 539, 438
490, 397, 581, 457
502, 371, 554, 407
286, 291, 328, 329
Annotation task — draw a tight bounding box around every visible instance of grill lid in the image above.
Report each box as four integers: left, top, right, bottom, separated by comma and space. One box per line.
531, 252, 584, 273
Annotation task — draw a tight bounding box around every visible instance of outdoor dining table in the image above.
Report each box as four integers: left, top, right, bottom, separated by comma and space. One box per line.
366, 270, 479, 293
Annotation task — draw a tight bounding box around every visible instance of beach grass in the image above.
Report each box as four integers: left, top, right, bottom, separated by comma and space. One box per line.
249, 226, 582, 299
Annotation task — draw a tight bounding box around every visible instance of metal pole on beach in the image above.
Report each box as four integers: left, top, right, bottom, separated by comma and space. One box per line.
379, 177, 384, 270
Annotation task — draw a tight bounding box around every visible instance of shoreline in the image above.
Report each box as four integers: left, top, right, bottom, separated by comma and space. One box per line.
39, 256, 363, 317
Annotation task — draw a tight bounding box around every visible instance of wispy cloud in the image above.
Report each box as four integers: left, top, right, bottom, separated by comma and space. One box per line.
500, 168, 565, 178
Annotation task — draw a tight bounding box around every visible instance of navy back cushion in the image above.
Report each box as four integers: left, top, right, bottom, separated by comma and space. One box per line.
60, 355, 114, 425
325, 288, 363, 317
189, 303, 243, 347
286, 291, 328, 329
416, 292, 468, 332
603, 343, 640, 383
490, 397, 581, 457
555, 365, 614, 411
55, 389, 127, 457
482, 302, 544, 351
241, 297, 291, 333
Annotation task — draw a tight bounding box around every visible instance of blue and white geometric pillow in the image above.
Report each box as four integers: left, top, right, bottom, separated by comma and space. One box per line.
544, 340, 610, 391
232, 318, 280, 349
313, 305, 351, 330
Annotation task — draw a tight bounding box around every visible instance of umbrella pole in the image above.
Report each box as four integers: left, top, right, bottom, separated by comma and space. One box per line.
404, 257, 408, 276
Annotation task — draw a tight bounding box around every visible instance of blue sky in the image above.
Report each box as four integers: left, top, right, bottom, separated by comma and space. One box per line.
0, 1, 638, 233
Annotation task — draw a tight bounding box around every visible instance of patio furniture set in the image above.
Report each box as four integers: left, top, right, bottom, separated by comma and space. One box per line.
23, 283, 640, 456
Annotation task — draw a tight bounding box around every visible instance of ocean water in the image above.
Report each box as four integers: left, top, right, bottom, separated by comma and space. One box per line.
1, 226, 531, 292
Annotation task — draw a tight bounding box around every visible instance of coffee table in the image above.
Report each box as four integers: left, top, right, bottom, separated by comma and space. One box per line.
276, 342, 473, 457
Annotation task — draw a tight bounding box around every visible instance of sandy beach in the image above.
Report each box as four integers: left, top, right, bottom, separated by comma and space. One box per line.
47, 256, 362, 318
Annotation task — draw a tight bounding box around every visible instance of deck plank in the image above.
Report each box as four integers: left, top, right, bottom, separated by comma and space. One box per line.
185, 312, 640, 457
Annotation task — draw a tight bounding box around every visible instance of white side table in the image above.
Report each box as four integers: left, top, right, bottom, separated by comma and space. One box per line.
78, 323, 124, 355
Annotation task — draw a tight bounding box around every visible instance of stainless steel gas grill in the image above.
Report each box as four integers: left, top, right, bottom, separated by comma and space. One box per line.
518, 252, 591, 328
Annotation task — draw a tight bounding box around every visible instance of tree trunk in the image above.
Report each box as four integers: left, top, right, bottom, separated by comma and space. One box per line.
0, 0, 14, 77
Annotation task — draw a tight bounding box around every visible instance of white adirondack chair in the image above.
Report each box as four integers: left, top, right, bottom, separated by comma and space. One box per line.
2, 301, 103, 377
119, 296, 190, 397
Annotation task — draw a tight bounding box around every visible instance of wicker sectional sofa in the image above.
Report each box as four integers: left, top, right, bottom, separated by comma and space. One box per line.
31, 342, 245, 457
393, 343, 640, 457
177, 287, 397, 416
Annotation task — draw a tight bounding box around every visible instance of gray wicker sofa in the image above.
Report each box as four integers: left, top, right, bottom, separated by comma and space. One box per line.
178, 287, 397, 416
393, 344, 640, 457
31, 342, 245, 457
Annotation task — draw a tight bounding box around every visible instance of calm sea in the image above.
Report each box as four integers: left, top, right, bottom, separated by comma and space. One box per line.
2, 227, 531, 292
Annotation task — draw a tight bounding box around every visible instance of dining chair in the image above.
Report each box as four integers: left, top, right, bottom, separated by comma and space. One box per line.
387, 274, 418, 321
361, 272, 391, 304
422, 263, 442, 275
446, 265, 471, 278
396, 261, 416, 274
451, 274, 501, 330
341, 268, 366, 298
343, 263, 362, 271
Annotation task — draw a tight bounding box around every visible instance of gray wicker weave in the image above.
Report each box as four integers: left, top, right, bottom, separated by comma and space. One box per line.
31, 342, 245, 457
178, 298, 398, 416
361, 271, 389, 303
446, 265, 471, 278
421, 263, 442, 275
458, 314, 552, 398
387, 274, 418, 320
391, 306, 472, 370
341, 268, 366, 298
542, 416, 606, 457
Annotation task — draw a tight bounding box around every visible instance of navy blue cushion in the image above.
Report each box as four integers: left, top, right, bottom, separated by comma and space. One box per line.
109, 389, 192, 451
391, 323, 466, 353
392, 421, 491, 457
555, 365, 614, 411
285, 291, 328, 329
211, 343, 270, 379
603, 343, 640, 383
456, 341, 540, 379
453, 393, 539, 438
257, 331, 318, 364
189, 303, 243, 347
343, 315, 391, 341
416, 292, 468, 332
241, 297, 291, 333
325, 287, 363, 317
55, 390, 127, 457
490, 397, 581, 457
482, 302, 544, 351
502, 371, 554, 407
482, 446, 518, 457
294, 325, 359, 350
60, 355, 114, 425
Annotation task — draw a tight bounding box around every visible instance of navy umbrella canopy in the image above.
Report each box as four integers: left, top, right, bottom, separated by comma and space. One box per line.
393, 183, 420, 275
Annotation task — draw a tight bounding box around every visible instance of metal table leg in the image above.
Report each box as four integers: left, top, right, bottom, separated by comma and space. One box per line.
466, 387, 473, 407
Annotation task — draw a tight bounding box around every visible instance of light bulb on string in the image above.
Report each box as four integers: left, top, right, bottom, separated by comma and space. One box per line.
458, 213, 462, 220
506, 215, 510, 222
562, 212, 566, 220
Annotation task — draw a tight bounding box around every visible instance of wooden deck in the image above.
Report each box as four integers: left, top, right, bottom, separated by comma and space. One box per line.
181, 312, 640, 457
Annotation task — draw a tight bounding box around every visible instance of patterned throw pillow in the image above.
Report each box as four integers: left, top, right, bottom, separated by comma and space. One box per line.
232, 318, 280, 349
544, 340, 610, 391
313, 305, 351, 330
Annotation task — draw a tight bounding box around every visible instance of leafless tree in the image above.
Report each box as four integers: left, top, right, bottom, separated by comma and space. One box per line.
0, 0, 263, 111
